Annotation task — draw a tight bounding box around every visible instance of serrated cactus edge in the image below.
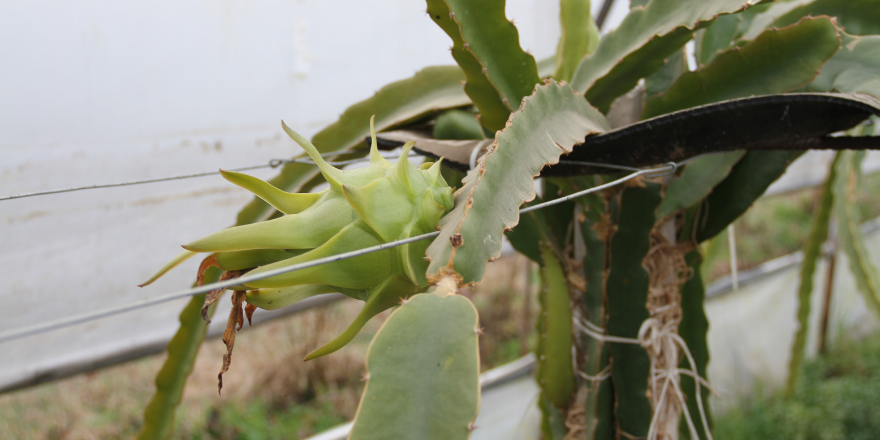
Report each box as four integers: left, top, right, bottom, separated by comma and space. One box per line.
427, 80, 610, 285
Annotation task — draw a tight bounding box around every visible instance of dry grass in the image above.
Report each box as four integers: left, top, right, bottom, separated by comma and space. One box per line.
0, 253, 537, 439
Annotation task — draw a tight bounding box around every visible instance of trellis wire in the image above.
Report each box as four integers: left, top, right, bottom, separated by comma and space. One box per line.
520, 162, 676, 213
0, 231, 437, 344
2, 148, 685, 202
0, 161, 679, 344
0, 151, 390, 202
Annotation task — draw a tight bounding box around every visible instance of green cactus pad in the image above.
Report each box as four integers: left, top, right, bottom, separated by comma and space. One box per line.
536, 245, 575, 408
348, 277, 480, 440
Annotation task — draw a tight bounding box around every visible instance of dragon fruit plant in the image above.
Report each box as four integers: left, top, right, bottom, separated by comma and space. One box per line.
143, 118, 453, 360
138, 0, 880, 438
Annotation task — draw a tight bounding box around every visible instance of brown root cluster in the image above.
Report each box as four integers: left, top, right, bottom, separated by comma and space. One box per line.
641, 230, 692, 440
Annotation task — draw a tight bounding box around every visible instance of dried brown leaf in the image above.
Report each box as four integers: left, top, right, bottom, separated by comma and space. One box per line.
200, 270, 242, 324
244, 301, 257, 326
218, 290, 247, 394
196, 254, 221, 286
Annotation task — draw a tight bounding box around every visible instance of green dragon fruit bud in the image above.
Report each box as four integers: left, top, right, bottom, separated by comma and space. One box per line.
143, 117, 454, 360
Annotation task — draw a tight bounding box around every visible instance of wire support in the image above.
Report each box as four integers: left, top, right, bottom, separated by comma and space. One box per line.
1, 152, 678, 202
520, 162, 676, 214
0, 161, 678, 344
556, 160, 642, 173
0, 231, 438, 344
0, 151, 389, 202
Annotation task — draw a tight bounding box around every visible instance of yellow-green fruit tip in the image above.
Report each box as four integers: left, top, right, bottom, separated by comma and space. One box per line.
395, 141, 417, 192
401, 140, 415, 158
139, 249, 197, 287
368, 115, 386, 165
424, 159, 443, 182
281, 120, 343, 186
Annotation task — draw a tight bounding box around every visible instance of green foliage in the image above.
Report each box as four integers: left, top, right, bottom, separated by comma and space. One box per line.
442, 0, 542, 111
571, 0, 762, 111
505, 203, 552, 265
236, 66, 469, 224
539, 397, 568, 440
808, 33, 880, 97
141, 0, 880, 438
425, 1, 510, 132
149, 121, 456, 364
554, 0, 600, 82
643, 16, 841, 118
678, 251, 712, 440
432, 109, 485, 140
574, 184, 615, 440
771, 0, 880, 36
139, 250, 197, 288
787, 152, 840, 396
695, 151, 801, 242
644, 48, 687, 99
536, 246, 575, 408
834, 151, 880, 319
182, 401, 346, 440
716, 333, 880, 440
427, 81, 609, 283
694, 12, 753, 66
604, 183, 663, 437
657, 151, 745, 220
348, 278, 480, 440
131, 69, 473, 428
244, 285, 336, 311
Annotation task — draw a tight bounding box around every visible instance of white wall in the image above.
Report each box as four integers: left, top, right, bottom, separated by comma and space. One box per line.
0, 0, 562, 391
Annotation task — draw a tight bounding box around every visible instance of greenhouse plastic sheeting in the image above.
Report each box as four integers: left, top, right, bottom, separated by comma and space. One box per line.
706, 222, 880, 409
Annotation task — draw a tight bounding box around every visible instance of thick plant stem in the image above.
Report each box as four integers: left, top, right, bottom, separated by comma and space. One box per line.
678, 251, 712, 439
571, 177, 614, 440
605, 182, 663, 438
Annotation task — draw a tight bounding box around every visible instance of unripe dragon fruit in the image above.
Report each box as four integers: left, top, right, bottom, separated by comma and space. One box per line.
143, 118, 454, 361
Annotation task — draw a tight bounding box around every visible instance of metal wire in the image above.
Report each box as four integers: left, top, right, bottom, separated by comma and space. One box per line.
0, 161, 679, 344
0, 231, 438, 344
520, 162, 677, 214
556, 160, 642, 173
1, 150, 673, 202
0, 152, 390, 202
